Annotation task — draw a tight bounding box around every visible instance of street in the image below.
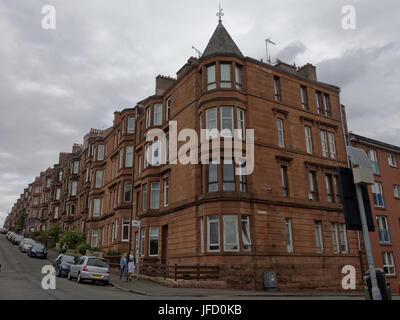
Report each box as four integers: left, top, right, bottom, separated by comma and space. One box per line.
0, 234, 385, 300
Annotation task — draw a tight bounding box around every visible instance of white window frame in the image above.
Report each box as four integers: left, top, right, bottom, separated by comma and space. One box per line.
146, 107, 151, 128
121, 217, 130, 242
150, 182, 160, 209
394, 185, 400, 198
277, 118, 285, 148
388, 153, 397, 167
207, 215, 220, 252
328, 132, 336, 159
127, 115, 135, 133
163, 178, 169, 207
125, 146, 133, 167
91, 229, 98, 248
285, 218, 294, 253
140, 228, 146, 257
206, 64, 216, 90
305, 126, 313, 154
314, 221, 324, 253
97, 145, 104, 161
115, 218, 119, 240
339, 223, 348, 253
236, 108, 245, 140
220, 63, 232, 88
93, 198, 101, 217
95, 170, 103, 188
223, 215, 239, 252
320, 130, 328, 157
220, 106, 234, 137
206, 107, 218, 139
235, 65, 242, 89
148, 227, 159, 256
71, 181, 78, 196
153, 103, 162, 126
383, 252, 396, 276
331, 223, 339, 254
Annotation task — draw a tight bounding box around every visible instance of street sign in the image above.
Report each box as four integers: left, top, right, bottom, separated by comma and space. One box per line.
132, 220, 140, 227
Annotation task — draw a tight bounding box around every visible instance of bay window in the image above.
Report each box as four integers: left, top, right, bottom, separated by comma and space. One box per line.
223, 215, 239, 251
207, 215, 220, 252
206, 64, 216, 90
150, 182, 160, 209
220, 63, 232, 88
149, 227, 159, 256
154, 103, 162, 125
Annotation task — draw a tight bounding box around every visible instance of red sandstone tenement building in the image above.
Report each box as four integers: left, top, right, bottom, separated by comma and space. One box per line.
4, 21, 400, 291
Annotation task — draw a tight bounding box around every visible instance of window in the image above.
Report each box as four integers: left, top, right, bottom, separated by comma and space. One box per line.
163, 178, 169, 207
200, 217, 204, 253
320, 130, 329, 157
146, 107, 151, 128
377, 216, 391, 244
73, 160, 80, 174
127, 115, 135, 133
314, 221, 323, 253
239, 162, 247, 192
122, 118, 125, 135
325, 174, 334, 203
372, 182, 385, 208
151, 140, 160, 166
44, 193, 49, 203
35, 186, 41, 193
166, 98, 171, 121
388, 153, 397, 167
241, 216, 251, 251
222, 159, 235, 191
46, 178, 51, 188
309, 171, 319, 200
382, 252, 395, 275
154, 103, 162, 125
328, 132, 336, 159
206, 107, 217, 139
235, 65, 242, 89
150, 182, 160, 209
56, 188, 61, 200
220, 63, 232, 88
71, 181, 78, 196
119, 148, 124, 169
333, 175, 341, 204
91, 229, 98, 248
208, 163, 218, 192
97, 145, 104, 161
95, 171, 102, 188
207, 215, 220, 252
300, 85, 308, 109
93, 199, 101, 217
394, 185, 400, 198
54, 206, 59, 219
277, 118, 285, 148
285, 218, 294, 253
123, 181, 132, 203
140, 228, 145, 256
305, 126, 313, 154
138, 155, 142, 177
58, 171, 63, 182
142, 184, 147, 211
316, 91, 323, 114
144, 145, 148, 168
125, 146, 133, 167
33, 197, 39, 205
121, 217, 130, 242
165, 136, 169, 163
273, 76, 281, 102
149, 227, 159, 256
115, 218, 119, 240
331, 223, 339, 254
339, 223, 348, 253
220, 107, 233, 137
281, 166, 289, 197
324, 94, 331, 116
236, 108, 245, 139
223, 215, 239, 251
367, 149, 380, 175
206, 64, 216, 90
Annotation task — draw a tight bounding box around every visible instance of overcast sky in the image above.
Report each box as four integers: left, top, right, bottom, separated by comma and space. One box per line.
1, 0, 399, 227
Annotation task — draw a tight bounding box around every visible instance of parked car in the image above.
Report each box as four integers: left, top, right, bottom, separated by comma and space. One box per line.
27, 243, 48, 259
6, 232, 15, 241
19, 238, 36, 253
54, 254, 77, 277
68, 256, 110, 286
0, 228, 8, 234
11, 235, 24, 245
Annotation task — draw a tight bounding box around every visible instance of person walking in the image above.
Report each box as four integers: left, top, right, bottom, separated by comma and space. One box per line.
127, 250, 135, 281
61, 242, 68, 254
120, 253, 128, 280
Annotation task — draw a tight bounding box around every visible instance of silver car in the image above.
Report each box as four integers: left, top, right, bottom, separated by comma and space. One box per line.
68, 256, 110, 285
19, 238, 36, 253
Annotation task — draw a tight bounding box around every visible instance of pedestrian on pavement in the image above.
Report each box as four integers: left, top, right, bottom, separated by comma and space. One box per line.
61, 242, 68, 254
120, 253, 128, 280
127, 250, 135, 281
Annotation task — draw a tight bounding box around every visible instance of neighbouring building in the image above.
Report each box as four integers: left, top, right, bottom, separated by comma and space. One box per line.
350, 133, 400, 293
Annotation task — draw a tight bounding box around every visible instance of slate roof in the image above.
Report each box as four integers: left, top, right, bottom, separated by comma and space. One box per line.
202, 22, 244, 59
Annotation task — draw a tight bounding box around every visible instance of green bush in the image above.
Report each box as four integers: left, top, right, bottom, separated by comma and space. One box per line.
31, 231, 47, 244
46, 224, 62, 243
59, 229, 86, 250
106, 250, 122, 256
76, 242, 91, 255
90, 247, 103, 252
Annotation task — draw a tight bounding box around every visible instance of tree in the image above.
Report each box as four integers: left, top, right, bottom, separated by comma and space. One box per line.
59, 228, 86, 249
46, 224, 62, 243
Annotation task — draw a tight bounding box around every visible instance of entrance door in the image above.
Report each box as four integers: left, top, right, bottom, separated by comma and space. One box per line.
161, 225, 168, 265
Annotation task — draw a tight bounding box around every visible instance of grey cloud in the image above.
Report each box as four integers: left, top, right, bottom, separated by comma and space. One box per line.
277, 42, 307, 64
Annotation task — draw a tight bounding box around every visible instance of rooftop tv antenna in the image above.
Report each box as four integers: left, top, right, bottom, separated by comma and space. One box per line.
265, 38, 276, 64
192, 46, 202, 58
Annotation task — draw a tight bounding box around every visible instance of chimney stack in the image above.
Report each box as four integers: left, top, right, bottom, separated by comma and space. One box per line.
297, 63, 317, 81
155, 75, 176, 95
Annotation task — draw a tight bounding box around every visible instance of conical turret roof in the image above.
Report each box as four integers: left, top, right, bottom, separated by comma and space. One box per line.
202, 22, 244, 59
